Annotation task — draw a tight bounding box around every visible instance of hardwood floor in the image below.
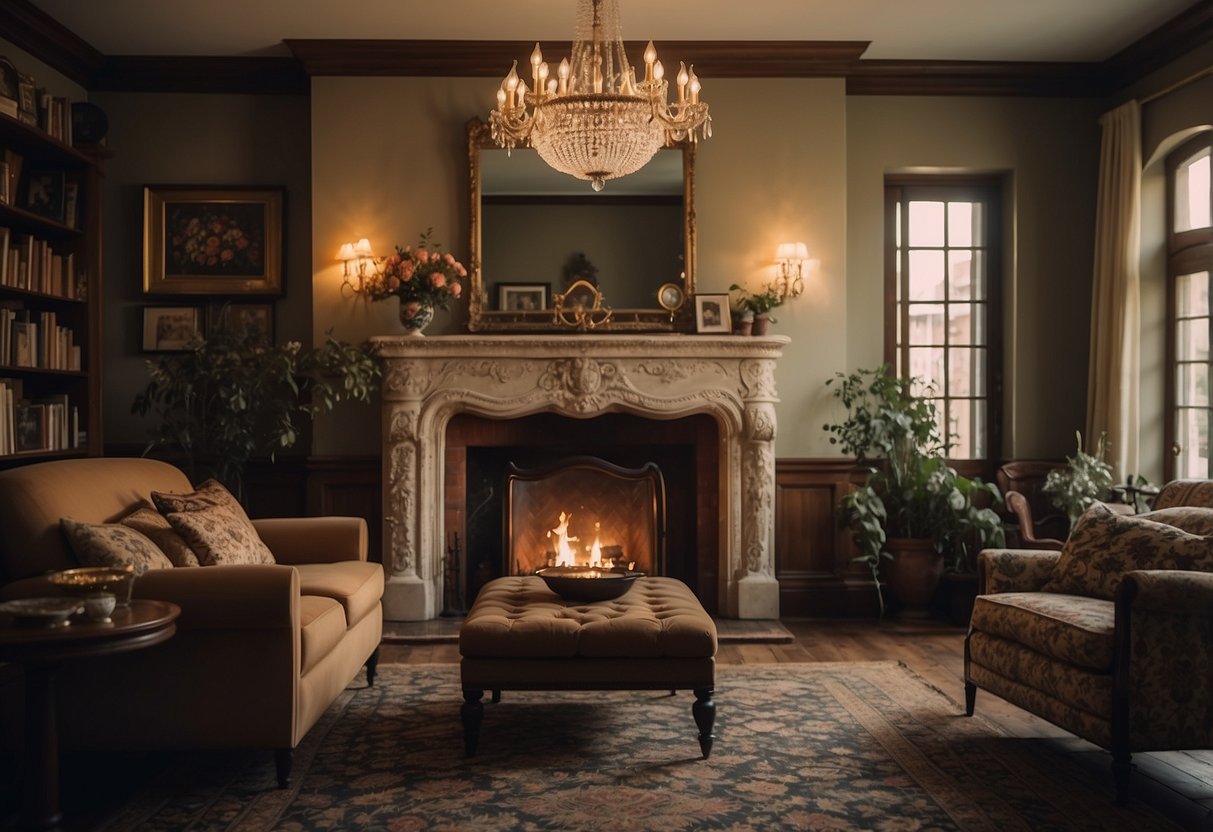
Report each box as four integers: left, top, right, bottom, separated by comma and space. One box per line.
383, 617, 1213, 830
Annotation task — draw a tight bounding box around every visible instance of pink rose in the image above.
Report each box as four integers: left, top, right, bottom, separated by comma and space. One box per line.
402, 302, 421, 319
452, 282, 462, 298
387, 254, 401, 267
387, 276, 401, 290
443, 253, 455, 264
430, 272, 446, 288
417, 249, 429, 264
456, 263, 467, 277
401, 261, 415, 280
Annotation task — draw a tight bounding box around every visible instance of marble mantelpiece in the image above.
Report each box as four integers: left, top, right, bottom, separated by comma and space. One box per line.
372, 334, 787, 621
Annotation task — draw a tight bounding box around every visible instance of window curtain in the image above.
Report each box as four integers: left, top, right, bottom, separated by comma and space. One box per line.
1086, 100, 1141, 479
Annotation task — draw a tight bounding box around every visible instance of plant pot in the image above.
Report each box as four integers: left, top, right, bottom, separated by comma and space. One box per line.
751, 314, 770, 336
883, 537, 945, 618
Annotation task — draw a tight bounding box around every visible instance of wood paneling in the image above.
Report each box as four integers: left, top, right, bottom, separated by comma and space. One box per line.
775, 459, 881, 617
306, 456, 382, 564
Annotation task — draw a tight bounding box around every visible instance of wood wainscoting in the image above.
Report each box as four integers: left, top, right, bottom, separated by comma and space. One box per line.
775, 459, 882, 617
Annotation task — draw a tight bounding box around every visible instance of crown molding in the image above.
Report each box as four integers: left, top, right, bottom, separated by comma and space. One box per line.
1102, 1, 1213, 91
846, 60, 1101, 97
0, 0, 104, 87
282, 39, 871, 78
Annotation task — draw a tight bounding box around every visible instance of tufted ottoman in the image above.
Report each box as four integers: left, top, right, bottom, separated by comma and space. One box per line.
459, 575, 718, 757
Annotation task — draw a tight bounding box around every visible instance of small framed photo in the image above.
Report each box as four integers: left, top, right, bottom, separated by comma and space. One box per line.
694, 293, 731, 334
23, 168, 65, 223
142, 306, 202, 352
498, 282, 550, 311
221, 303, 274, 342
143, 185, 284, 296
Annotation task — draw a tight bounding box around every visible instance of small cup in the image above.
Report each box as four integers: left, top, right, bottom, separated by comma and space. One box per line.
83, 592, 116, 623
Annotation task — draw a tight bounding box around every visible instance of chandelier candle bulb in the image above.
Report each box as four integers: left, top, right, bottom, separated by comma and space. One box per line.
677, 62, 688, 102
558, 58, 570, 94
644, 40, 656, 80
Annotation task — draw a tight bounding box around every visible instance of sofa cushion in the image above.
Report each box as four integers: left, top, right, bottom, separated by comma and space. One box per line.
166, 505, 275, 566
120, 505, 200, 567
970, 591, 1115, 671
294, 561, 383, 627
152, 479, 253, 525
299, 595, 347, 676
1042, 503, 1213, 600
59, 517, 173, 575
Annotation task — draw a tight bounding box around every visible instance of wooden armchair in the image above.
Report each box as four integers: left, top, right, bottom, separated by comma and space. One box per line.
1003, 490, 1066, 549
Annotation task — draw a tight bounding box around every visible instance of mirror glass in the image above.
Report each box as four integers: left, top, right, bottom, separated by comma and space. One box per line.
466, 119, 696, 332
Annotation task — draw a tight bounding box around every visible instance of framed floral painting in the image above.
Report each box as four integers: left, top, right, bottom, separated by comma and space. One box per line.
143, 186, 284, 296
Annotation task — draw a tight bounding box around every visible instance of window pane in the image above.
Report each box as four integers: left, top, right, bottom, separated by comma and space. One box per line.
947, 251, 973, 299
1177, 271, 1209, 317
970, 250, 987, 301
971, 398, 987, 459
1177, 362, 1209, 407
949, 398, 973, 458
908, 250, 945, 300
948, 347, 986, 396
950, 302, 985, 346
907, 304, 945, 344
908, 201, 945, 246
948, 201, 983, 247
1177, 318, 1210, 362
1177, 407, 1211, 478
1176, 149, 1211, 232
908, 347, 944, 395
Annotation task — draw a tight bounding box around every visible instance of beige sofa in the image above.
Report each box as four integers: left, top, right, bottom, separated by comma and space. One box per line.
0, 457, 384, 786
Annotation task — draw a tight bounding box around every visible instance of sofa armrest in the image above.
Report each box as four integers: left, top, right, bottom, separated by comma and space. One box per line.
252, 517, 368, 565
1121, 570, 1213, 615
132, 565, 298, 629
977, 548, 1061, 595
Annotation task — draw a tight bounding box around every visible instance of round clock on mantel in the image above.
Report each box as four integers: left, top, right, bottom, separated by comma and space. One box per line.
657, 282, 685, 313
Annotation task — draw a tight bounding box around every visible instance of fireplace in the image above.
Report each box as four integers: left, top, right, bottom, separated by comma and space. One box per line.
506, 457, 664, 576
373, 334, 787, 621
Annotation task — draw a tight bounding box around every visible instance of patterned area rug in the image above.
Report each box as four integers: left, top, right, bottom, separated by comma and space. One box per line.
98, 662, 1177, 831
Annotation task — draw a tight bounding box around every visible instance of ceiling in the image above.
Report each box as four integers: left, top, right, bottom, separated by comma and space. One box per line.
24, 0, 1201, 64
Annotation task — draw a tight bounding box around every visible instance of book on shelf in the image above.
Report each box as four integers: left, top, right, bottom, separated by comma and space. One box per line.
2, 148, 21, 203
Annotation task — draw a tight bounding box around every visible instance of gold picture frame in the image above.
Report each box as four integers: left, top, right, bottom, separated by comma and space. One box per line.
143, 186, 284, 296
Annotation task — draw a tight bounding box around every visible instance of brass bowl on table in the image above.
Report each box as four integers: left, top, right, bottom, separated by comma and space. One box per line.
49, 566, 136, 607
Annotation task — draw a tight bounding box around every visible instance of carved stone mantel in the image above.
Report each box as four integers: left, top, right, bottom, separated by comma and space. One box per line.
372, 334, 788, 621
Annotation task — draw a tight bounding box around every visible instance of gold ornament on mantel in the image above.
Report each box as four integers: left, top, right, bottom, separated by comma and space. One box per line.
489, 0, 711, 192
552, 279, 613, 330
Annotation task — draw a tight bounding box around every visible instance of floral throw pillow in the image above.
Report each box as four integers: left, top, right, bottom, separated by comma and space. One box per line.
166, 505, 275, 566
121, 505, 200, 567
151, 479, 251, 523
60, 517, 173, 575
1042, 502, 1213, 600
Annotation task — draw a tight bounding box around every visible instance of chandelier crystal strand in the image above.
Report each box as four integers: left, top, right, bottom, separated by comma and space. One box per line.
489, 0, 710, 191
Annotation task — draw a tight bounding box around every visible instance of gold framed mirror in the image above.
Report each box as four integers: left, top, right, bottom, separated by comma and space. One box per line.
466, 118, 696, 332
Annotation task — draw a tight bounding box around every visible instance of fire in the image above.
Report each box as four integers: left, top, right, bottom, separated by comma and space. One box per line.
544, 512, 634, 571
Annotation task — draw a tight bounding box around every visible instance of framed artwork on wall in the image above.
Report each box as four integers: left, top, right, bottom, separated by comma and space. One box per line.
694, 293, 730, 334
220, 302, 274, 342
497, 282, 550, 311
142, 306, 202, 352
143, 185, 284, 296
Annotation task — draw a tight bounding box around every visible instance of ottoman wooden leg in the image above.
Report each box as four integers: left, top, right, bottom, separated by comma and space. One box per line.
461, 687, 484, 756
693, 687, 716, 759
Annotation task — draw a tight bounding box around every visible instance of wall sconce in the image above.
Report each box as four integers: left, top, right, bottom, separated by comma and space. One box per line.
337, 238, 379, 297
772, 241, 809, 301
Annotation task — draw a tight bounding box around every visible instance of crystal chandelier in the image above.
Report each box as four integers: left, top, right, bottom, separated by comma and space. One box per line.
489, 0, 711, 191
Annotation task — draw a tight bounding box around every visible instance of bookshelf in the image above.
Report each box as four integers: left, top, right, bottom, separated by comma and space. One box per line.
0, 112, 102, 465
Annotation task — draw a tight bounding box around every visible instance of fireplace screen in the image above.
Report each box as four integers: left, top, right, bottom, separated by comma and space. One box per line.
506, 457, 666, 577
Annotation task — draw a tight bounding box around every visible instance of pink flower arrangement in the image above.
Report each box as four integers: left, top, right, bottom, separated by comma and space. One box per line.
365, 229, 467, 311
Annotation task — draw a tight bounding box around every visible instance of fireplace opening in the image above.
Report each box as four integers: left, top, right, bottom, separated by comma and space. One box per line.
446, 412, 718, 613
505, 457, 665, 577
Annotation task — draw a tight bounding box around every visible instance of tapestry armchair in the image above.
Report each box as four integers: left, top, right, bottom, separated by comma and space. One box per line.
965, 503, 1213, 803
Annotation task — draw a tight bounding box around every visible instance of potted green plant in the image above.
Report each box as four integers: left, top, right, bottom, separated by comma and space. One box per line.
729, 284, 782, 335
132, 312, 381, 498
823, 366, 1004, 616
1042, 431, 1116, 531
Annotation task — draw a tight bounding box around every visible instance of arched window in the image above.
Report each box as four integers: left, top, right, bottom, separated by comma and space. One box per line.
1166, 131, 1213, 479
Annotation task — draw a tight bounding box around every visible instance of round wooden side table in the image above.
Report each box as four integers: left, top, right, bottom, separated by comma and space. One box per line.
0, 598, 180, 830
